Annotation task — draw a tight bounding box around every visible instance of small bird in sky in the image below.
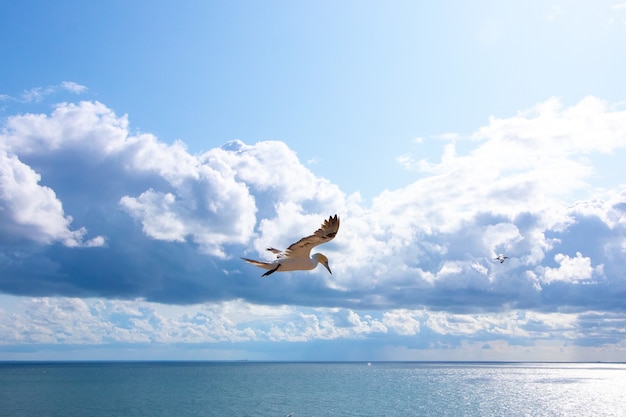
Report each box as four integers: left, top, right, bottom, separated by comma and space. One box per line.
495, 254, 509, 263
242, 214, 340, 277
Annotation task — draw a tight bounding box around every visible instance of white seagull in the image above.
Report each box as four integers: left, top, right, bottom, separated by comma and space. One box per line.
494, 254, 509, 263
242, 214, 340, 277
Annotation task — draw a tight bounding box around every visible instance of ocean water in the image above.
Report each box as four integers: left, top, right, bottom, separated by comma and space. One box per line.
0, 361, 624, 417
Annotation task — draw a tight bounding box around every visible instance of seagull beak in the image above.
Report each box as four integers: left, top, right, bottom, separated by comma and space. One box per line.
323, 263, 332, 275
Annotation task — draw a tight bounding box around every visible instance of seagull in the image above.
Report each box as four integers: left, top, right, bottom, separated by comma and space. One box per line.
494, 254, 509, 263
241, 214, 340, 277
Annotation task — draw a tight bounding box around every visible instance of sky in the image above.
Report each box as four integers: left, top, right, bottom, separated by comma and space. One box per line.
1, 0, 626, 362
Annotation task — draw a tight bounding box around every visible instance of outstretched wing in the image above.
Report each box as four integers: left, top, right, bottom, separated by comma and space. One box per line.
283, 214, 340, 259
266, 247, 285, 258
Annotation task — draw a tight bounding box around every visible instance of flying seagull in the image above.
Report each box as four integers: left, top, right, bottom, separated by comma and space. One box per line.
242, 214, 340, 277
495, 254, 509, 263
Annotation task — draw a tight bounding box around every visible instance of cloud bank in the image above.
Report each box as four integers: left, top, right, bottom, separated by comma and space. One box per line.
1, 97, 626, 315
1, 95, 626, 360
2, 296, 625, 361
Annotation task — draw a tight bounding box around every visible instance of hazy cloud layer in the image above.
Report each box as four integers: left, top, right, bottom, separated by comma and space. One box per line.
1, 296, 625, 361
0, 81, 88, 104
1, 97, 626, 317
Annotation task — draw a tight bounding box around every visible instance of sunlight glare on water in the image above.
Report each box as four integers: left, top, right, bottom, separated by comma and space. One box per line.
0, 362, 625, 417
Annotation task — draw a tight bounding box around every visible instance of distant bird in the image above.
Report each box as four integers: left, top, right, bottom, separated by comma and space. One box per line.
494, 254, 509, 263
242, 215, 340, 277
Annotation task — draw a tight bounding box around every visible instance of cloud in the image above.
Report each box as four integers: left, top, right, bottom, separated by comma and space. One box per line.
1, 96, 626, 320
0, 150, 102, 247
540, 252, 596, 284
2, 296, 625, 361
60, 81, 88, 94
0, 101, 344, 303
1, 82, 89, 104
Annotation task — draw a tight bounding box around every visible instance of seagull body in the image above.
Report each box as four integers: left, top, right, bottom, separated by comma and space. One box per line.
242, 215, 340, 276
495, 254, 509, 263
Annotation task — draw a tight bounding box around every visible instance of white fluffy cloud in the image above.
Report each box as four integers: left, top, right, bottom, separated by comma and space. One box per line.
390, 97, 626, 230
324, 97, 626, 302
541, 252, 597, 284
1, 96, 626, 318
119, 139, 258, 257
0, 149, 101, 247
0, 101, 262, 257
0, 102, 351, 258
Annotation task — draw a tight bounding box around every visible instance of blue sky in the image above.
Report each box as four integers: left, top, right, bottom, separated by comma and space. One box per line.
1, 0, 626, 361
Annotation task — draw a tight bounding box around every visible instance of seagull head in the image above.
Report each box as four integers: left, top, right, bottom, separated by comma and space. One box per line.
314, 253, 332, 275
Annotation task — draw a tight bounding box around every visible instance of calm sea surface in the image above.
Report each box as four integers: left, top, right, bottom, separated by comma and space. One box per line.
0, 361, 624, 417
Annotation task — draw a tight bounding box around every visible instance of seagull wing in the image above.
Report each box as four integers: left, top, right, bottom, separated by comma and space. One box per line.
266, 247, 284, 258
283, 215, 340, 259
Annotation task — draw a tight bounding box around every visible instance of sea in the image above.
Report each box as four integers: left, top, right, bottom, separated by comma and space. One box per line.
0, 361, 624, 417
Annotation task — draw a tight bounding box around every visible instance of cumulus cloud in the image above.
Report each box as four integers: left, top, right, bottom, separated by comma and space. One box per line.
0, 96, 626, 319
0, 150, 102, 247
541, 252, 596, 284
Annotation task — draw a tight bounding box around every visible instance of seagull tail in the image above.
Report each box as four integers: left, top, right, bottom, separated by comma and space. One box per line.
241, 257, 272, 268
